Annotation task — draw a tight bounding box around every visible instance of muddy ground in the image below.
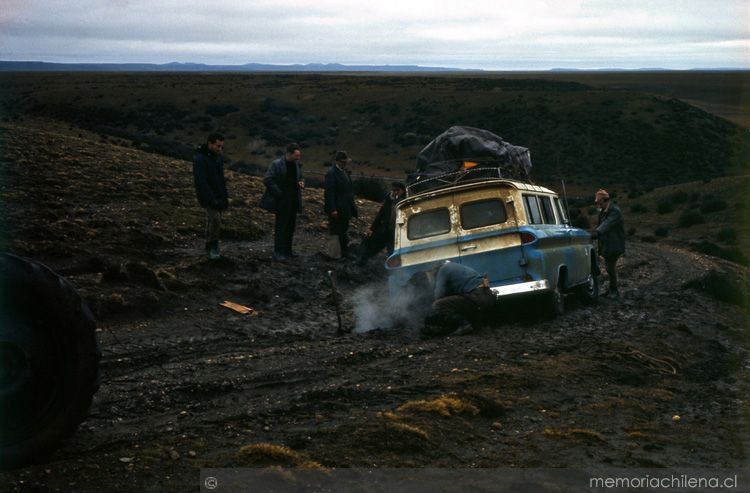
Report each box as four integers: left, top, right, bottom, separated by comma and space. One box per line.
0, 118, 748, 492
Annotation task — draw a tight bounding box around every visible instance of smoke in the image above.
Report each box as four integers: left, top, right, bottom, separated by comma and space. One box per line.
350, 280, 432, 333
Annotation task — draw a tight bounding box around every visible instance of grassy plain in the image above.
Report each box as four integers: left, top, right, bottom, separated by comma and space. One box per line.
1, 70, 748, 262
1, 71, 747, 188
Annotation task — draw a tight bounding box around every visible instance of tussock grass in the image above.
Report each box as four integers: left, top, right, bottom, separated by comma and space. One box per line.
543, 427, 606, 442
376, 411, 430, 440
397, 394, 480, 417
237, 443, 324, 468
385, 421, 430, 441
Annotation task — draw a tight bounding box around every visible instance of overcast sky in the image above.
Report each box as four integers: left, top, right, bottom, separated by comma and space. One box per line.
1, 0, 748, 70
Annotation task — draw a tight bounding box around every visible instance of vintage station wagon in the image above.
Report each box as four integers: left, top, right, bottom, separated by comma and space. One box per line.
386, 174, 598, 316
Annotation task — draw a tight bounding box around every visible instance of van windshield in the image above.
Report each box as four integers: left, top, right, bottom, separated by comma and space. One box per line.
407, 208, 451, 240
460, 199, 507, 229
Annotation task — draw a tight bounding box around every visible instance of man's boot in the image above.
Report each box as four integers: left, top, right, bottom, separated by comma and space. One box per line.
207, 240, 220, 260
602, 286, 619, 299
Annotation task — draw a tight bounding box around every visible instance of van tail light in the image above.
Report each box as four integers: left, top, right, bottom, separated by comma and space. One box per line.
386, 255, 402, 268
520, 232, 537, 244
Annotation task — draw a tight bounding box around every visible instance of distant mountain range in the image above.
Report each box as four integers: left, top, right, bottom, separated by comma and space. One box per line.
0, 61, 480, 72
1, 61, 746, 73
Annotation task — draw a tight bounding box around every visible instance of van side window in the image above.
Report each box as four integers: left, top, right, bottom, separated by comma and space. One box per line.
523, 195, 543, 224
460, 199, 507, 230
407, 208, 451, 240
554, 197, 568, 224
539, 196, 556, 224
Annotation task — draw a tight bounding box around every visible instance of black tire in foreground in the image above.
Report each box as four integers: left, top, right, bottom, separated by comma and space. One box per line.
0, 253, 100, 470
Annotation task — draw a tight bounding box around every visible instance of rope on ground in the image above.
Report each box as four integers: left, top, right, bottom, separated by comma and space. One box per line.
611, 346, 679, 375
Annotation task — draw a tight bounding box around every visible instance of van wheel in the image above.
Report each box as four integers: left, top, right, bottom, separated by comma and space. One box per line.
0, 254, 100, 470
547, 280, 565, 318
577, 271, 599, 305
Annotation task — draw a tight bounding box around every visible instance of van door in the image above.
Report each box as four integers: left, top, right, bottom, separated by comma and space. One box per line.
455, 186, 526, 284
395, 194, 460, 267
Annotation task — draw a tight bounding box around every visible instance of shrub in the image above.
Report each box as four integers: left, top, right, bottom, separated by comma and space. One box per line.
656, 197, 674, 214
396, 132, 419, 146
304, 175, 324, 189
677, 210, 705, 228
570, 210, 590, 229
691, 241, 748, 266
353, 177, 386, 202
630, 203, 648, 213
700, 197, 728, 214
671, 190, 689, 204
654, 227, 669, 237
684, 269, 747, 305
716, 227, 738, 244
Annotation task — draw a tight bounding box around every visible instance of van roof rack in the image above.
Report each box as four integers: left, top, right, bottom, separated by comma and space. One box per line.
405, 159, 532, 196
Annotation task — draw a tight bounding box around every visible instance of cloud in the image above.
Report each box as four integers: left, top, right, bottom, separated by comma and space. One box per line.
0, 0, 747, 68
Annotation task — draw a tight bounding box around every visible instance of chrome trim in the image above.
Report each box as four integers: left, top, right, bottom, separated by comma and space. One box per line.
490, 279, 550, 297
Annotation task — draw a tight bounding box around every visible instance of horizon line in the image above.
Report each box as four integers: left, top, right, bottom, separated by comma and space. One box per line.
0, 60, 748, 73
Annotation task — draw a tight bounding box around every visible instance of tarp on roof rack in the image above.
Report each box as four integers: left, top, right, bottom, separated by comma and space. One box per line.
409, 126, 532, 189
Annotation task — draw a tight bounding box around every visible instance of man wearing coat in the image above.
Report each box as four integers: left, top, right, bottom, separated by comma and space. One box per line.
260, 143, 305, 262
357, 181, 405, 266
324, 151, 358, 259
593, 189, 625, 298
192, 133, 228, 260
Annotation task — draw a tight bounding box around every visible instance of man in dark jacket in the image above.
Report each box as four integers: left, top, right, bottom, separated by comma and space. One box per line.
324, 151, 358, 259
357, 181, 405, 265
411, 261, 496, 337
192, 133, 228, 260
260, 143, 305, 262
593, 189, 625, 298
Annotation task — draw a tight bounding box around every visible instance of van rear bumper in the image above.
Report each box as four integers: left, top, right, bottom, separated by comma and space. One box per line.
490, 279, 550, 297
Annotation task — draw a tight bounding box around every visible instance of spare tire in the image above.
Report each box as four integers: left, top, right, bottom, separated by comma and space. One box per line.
0, 253, 100, 470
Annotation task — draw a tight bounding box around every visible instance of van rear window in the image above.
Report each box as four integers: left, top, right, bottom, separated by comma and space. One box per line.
460, 199, 507, 230
407, 208, 451, 240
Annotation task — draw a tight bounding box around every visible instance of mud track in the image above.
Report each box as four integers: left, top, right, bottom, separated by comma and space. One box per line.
0, 119, 747, 491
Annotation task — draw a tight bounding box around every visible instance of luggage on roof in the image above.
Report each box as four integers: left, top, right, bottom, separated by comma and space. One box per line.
407, 126, 533, 194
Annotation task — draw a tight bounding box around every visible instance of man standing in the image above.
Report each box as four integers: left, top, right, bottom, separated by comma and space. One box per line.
412, 261, 496, 337
192, 133, 227, 260
260, 143, 305, 262
593, 189, 625, 298
357, 181, 405, 265
324, 151, 358, 259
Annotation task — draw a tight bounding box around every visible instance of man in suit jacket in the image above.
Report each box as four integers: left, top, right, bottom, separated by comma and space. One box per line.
260, 143, 305, 262
324, 150, 358, 259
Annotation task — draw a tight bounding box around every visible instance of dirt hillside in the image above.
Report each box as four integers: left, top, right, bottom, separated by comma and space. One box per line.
0, 118, 748, 492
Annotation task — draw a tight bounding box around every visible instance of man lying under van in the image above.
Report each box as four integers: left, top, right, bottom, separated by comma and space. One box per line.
410, 261, 496, 337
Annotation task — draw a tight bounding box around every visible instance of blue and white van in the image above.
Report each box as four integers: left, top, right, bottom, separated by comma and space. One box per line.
386, 174, 598, 316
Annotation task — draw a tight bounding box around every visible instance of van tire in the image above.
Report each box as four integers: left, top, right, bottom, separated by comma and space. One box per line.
0, 253, 100, 470
547, 279, 566, 318
577, 261, 599, 305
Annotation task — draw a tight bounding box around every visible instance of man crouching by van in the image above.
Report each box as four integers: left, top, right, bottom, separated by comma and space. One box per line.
411, 261, 496, 337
